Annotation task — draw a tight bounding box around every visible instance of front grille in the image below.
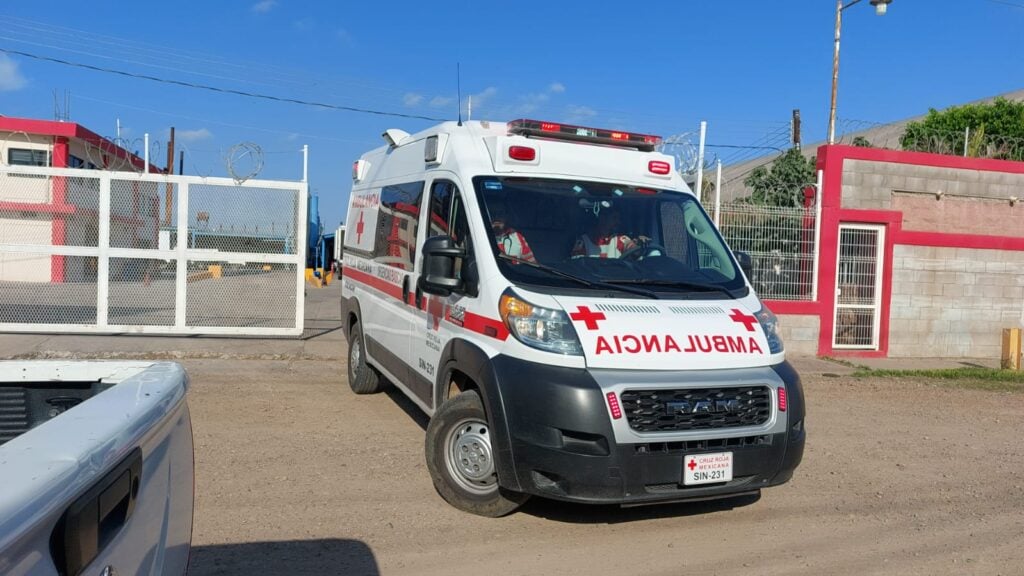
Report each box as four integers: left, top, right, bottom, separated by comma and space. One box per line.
621, 386, 772, 433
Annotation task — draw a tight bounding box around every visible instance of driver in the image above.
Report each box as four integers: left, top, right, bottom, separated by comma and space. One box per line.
491, 205, 537, 263
571, 207, 638, 259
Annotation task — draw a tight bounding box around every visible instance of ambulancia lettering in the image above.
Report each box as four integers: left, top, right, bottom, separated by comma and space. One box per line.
594, 334, 764, 355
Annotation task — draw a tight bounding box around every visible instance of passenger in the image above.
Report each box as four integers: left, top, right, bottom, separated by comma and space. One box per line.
491, 205, 536, 263
571, 207, 637, 258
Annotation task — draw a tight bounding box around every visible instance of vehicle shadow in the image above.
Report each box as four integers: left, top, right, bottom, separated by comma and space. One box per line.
521, 491, 762, 524
188, 538, 379, 576
384, 385, 429, 431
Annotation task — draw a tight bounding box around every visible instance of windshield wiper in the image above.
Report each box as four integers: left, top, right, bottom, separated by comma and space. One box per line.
606, 278, 734, 297
497, 254, 658, 299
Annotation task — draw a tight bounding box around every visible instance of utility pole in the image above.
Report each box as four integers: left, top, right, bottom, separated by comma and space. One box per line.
792, 109, 802, 150
165, 127, 175, 227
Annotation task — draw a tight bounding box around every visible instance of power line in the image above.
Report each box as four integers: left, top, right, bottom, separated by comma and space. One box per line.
983, 0, 1024, 9
0, 46, 449, 122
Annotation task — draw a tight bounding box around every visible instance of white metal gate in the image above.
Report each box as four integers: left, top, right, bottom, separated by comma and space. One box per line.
833, 224, 884, 349
0, 164, 307, 336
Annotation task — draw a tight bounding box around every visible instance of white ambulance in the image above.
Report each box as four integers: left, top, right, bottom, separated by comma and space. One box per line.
340, 119, 805, 517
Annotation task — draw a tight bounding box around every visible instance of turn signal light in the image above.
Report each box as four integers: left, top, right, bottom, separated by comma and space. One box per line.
508, 146, 537, 161
777, 386, 788, 412
606, 392, 622, 420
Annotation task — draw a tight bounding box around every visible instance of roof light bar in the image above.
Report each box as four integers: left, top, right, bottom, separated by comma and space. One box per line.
508, 119, 662, 152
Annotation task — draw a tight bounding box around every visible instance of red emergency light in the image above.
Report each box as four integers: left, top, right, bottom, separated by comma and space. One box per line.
508, 119, 662, 152
648, 160, 671, 175
606, 391, 623, 420
508, 146, 537, 161
777, 386, 788, 412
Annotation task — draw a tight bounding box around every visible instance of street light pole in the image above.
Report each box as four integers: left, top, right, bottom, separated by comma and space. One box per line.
827, 0, 845, 145
827, 0, 892, 145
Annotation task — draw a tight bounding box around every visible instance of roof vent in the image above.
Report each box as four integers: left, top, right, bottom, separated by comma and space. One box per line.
382, 129, 411, 148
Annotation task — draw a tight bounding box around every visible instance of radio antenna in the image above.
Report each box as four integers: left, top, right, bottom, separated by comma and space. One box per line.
457, 63, 463, 126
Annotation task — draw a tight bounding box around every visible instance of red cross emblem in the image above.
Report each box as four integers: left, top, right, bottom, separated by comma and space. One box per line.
687, 459, 697, 471
355, 211, 366, 243
729, 308, 758, 332
427, 295, 445, 331
569, 305, 606, 331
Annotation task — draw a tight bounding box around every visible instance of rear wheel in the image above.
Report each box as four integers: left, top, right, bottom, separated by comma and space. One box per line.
425, 390, 529, 517
347, 321, 383, 394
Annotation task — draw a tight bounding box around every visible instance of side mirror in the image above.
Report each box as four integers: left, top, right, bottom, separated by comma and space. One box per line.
735, 251, 753, 281
419, 236, 465, 296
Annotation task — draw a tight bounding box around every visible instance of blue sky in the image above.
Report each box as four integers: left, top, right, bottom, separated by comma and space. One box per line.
1, 0, 1021, 227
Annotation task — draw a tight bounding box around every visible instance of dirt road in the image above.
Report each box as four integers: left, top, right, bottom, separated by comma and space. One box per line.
185, 358, 1024, 576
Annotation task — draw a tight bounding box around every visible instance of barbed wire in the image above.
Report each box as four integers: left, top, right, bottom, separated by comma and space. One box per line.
224, 143, 264, 184
836, 117, 1024, 161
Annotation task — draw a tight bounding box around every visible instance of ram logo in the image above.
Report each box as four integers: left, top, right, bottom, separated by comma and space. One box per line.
667, 399, 742, 415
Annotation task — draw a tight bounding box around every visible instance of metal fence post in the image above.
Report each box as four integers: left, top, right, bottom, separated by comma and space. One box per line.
175, 182, 189, 328
811, 169, 824, 303
295, 183, 309, 333
96, 174, 111, 328
714, 159, 722, 227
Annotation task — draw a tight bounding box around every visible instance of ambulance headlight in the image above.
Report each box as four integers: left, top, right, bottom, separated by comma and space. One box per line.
499, 292, 582, 355
754, 305, 785, 354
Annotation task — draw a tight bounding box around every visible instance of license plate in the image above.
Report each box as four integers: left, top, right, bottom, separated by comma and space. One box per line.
683, 452, 733, 486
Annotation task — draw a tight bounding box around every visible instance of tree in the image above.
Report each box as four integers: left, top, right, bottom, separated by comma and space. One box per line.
743, 148, 817, 207
901, 97, 1024, 160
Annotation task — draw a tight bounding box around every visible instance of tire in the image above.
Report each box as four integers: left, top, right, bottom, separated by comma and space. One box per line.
425, 390, 529, 517
347, 321, 383, 394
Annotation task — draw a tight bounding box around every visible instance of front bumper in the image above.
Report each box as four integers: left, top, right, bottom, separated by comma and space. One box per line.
492, 356, 805, 505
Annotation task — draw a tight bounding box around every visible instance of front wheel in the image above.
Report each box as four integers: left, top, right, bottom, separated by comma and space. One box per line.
425, 390, 529, 517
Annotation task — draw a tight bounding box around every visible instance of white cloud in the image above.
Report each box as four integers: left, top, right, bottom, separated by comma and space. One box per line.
292, 18, 314, 31
251, 0, 276, 13
429, 96, 454, 108
467, 87, 498, 109
178, 128, 213, 142
285, 132, 300, 142
565, 105, 598, 122
403, 93, 424, 107
0, 54, 27, 92
549, 82, 565, 94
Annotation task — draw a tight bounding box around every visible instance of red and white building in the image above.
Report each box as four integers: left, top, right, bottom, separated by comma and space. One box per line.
0, 116, 164, 283
772, 144, 1024, 359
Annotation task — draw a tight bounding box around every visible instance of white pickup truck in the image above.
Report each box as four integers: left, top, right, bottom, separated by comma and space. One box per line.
0, 361, 194, 576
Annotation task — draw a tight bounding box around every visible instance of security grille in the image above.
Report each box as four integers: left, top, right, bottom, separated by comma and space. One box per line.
833, 224, 884, 349
0, 164, 307, 336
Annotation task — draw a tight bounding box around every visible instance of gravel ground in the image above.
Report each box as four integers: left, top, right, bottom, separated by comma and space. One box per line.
184, 358, 1024, 576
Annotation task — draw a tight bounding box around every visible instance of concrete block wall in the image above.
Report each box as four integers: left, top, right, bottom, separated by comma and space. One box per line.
776, 314, 819, 356
840, 159, 1024, 211
889, 244, 1024, 358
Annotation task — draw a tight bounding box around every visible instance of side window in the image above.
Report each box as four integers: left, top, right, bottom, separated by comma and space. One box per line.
8, 148, 50, 167
427, 180, 453, 238
682, 201, 737, 280
426, 180, 473, 281
427, 180, 471, 248
374, 181, 424, 270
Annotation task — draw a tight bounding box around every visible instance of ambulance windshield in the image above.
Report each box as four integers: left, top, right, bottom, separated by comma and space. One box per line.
474, 177, 746, 298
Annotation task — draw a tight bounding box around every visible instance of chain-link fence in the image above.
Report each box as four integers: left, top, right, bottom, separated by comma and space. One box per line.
0, 164, 307, 335
711, 201, 818, 302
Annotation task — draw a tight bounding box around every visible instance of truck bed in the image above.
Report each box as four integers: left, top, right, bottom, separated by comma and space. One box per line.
0, 361, 194, 576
